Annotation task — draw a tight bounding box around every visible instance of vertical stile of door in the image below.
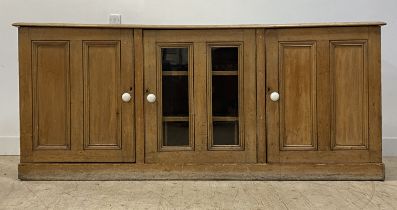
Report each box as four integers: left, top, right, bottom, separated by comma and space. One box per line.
133, 29, 145, 163
256, 29, 266, 163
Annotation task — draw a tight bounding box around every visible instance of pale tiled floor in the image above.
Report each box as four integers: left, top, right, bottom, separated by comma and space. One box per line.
0, 156, 396, 210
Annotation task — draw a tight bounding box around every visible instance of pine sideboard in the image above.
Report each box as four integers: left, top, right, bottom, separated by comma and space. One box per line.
13, 22, 385, 180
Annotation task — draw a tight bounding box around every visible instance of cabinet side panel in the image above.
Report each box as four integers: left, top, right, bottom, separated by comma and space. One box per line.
256, 29, 266, 162
19, 28, 34, 162
331, 41, 368, 150
279, 42, 317, 151
83, 41, 122, 149
368, 26, 382, 162
32, 41, 71, 150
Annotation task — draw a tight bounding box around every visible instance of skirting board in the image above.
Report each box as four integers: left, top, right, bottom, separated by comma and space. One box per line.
1, 136, 396, 156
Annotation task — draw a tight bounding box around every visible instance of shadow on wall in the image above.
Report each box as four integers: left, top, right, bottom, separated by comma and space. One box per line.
382, 60, 397, 136
382, 59, 397, 156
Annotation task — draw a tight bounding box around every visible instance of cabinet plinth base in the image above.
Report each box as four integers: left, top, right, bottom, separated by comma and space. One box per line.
18, 162, 385, 181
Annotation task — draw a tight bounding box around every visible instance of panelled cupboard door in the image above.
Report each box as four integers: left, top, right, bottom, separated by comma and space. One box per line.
265, 27, 382, 163
144, 30, 257, 163
19, 28, 135, 162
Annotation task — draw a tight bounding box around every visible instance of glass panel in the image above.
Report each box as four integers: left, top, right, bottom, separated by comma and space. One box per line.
162, 48, 188, 71
160, 46, 190, 148
212, 76, 238, 116
213, 121, 239, 145
163, 121, 189, 146
162, 76, 189, 116
211, 47, 238, 71
211, 46, 240, 147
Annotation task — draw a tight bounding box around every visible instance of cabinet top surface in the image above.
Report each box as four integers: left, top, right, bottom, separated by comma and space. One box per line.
12, 21, 386, 29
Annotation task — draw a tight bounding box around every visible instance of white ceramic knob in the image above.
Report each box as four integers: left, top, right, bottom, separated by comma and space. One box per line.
270, 92, 280, 102
121, 93, 132, 102
146, 93, 156, 103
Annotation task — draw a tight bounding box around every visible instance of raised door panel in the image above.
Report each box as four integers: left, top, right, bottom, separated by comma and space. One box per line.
330, 41, 368, 150
279, 42, 317, 151
32, 41, 71, 150
83, 41, 122, 149
79, 36, 135, 162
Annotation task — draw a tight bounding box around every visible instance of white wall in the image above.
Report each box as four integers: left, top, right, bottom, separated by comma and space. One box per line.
1, 0, 396, 155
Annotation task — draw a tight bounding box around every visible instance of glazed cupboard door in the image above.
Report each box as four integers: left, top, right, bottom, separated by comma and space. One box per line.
19, 28, 135, 162
264, 27, 382, 163
144, 30, 257, 163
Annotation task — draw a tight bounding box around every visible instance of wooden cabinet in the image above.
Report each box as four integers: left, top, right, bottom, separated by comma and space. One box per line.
18, 28, 135, 162
15, 22, 385, 180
